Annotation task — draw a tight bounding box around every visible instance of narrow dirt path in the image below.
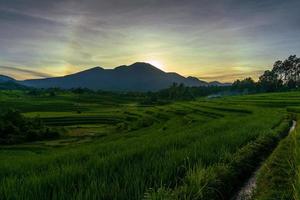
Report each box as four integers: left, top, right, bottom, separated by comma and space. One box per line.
234, 120, 297, 200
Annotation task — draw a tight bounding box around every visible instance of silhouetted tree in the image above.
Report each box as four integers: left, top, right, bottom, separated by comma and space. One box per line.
271, 55, 300, 87
253, 55, 300, 92
232, 77, 257, 93
258, 70, 282, 92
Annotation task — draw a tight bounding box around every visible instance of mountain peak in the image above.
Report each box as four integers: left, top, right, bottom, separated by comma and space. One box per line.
74, 66, 104, 75
130, 62, 152, 66
185, 76, 207, 85
129, 62, 164, 72
88, 66, 104, 71
187, 76, 200, 81
114, 62, 163, 73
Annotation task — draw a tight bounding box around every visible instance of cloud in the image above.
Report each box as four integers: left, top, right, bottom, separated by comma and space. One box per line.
0, 0, 300, 81
198, 70, 265, 82
0, 66, 53, 80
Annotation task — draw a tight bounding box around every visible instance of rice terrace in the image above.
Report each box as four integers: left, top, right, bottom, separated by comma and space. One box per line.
1, 84, 300, 199
1, 0, 300, 199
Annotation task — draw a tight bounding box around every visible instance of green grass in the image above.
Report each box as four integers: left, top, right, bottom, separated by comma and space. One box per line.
146, 118, 292, 200
0, 90, 300, 199
253, 120, 297, 200
296, 123, 300, 200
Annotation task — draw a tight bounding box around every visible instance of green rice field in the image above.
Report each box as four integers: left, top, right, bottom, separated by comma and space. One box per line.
1, 90, 300, 199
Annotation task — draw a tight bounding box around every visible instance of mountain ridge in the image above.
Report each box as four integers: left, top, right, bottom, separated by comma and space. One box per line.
1, 63, 230, 91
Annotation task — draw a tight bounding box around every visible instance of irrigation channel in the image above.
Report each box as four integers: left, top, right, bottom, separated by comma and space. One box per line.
233, 120, 297, 200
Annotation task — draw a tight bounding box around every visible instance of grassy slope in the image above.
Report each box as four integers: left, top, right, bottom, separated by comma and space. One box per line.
0, 91, 300, 199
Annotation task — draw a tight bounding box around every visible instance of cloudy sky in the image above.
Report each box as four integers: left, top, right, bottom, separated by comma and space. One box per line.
0, 0, 299, 81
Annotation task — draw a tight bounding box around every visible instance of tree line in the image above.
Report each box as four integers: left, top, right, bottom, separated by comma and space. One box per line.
232, 55, 300, 93
141, 83, 230, 104
143, 55, 300, 104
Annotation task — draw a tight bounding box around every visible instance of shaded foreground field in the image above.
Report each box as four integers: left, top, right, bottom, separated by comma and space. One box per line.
1, 91, 300, 199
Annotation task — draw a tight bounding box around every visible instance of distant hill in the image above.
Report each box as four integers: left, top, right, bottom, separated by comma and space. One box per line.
0, 75, 29, 90
208, 81, 232, 87
21, 62, 219, 91
0, 75, 15, 83
0, 81, 29, 90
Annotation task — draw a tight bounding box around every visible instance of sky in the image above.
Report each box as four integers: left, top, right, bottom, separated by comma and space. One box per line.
0, 0, 300, 82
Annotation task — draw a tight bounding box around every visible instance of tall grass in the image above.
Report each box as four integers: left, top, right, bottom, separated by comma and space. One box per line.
146, 118, 291, 200
253, 120, 297, 200
294, 120, 300, 200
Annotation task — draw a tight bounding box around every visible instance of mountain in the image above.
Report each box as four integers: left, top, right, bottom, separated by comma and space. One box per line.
21, 62, 210, 91
0, 75, 15, 83
208, 81, 232, 87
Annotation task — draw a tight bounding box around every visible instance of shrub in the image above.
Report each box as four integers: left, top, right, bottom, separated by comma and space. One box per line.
0, 109, 60, 144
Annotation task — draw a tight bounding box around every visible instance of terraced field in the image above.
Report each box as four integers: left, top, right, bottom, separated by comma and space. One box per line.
1, 90, 300, 199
